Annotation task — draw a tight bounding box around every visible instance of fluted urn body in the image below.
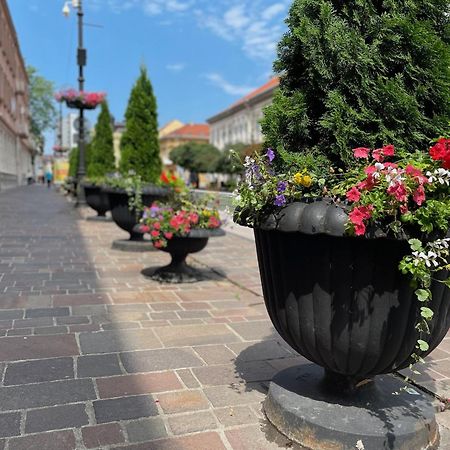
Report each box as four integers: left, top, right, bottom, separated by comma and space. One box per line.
253, 200, 450, 382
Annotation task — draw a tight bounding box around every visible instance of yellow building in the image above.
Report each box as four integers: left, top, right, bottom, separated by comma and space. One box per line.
159, 122, 210, 167
113, 122, 125, 168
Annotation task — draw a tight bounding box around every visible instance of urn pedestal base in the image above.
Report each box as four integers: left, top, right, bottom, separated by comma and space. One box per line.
264, 364, 439, 450
112, 239, 155, 253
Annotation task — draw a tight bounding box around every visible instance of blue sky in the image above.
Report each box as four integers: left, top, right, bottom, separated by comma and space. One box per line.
8, 0, 289, 151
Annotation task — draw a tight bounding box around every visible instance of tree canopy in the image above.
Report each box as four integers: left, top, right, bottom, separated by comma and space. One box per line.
26, 66, 57, 148
170, 143, 221, 173
87, 101, 115, 178
262, 0, 450, 167
119, 66, 161, 182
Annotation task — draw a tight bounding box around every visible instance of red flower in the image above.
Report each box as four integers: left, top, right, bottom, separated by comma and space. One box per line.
372, 148, 383, 162
346, 187, 361, 202
357, 175, 376, 191
382, 145, 395, 156
154, 240, 164, 248
140, 225, 150, 233
151, 230, 160, 237
405, 165, 428, 185
387, 182, 407, 203
353, 147, 370, 159
349, 205, 373, 236
153, 222, 161, 230
413, 185, 426, 206
160, 172, 170, 184
208, 216, 221, 228
164, 232, 173, 239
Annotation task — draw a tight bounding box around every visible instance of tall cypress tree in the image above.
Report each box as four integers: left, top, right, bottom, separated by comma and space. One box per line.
120, 66, 162, 182
262, 0, 450, 167
88, 101, 115, 178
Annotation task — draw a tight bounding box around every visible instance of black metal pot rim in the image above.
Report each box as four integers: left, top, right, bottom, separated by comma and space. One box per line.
103, 185, 169, 196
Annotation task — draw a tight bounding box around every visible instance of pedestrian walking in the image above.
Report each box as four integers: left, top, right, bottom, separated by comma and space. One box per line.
45, 171, 53, 188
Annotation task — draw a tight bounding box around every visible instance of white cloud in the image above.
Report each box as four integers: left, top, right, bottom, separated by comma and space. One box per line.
204, 73, 256, 96
87, 0, 288, 61
167, 63, 186, 72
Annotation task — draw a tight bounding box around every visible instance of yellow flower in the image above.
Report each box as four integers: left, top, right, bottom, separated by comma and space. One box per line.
293, 172, 303, 185
202, 209, 211, 217
302, 175, 312, 188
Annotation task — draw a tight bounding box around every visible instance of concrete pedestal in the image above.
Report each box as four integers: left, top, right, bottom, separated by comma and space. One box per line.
86, 215, 112, 222
264, 364, 439, 450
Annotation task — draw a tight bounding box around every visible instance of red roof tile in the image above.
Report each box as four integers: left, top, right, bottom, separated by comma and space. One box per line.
164, 124, 210, 139
228, 77, 280, 110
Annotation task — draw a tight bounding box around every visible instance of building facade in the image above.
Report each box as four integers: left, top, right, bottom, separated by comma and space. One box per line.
207, 77, 279, 150
0, 0, 35, 190
159, 123, 210, 166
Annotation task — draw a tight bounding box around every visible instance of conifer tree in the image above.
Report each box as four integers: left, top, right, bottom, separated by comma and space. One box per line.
120, 66, 162, 182
88, 101, 115, 178
262, 0, 450, 167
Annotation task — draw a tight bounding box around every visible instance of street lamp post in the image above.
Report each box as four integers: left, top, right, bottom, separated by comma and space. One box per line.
63, 0, 87, 206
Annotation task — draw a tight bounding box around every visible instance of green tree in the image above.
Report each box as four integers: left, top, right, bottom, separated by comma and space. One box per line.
88, 102, 115, 178
216, 143, 262, 174
120, 66, 161, 182
262, 0, 450, 167
68, 147, 79, 178
170, 143, 221, 173
27, 66, 57, 148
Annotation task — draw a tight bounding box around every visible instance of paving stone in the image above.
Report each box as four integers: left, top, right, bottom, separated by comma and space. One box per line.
7, 328, 32, 336
8, 430, 76, 450
177, 310, 211, 319
56, 316, 90, 325
120, 348, 204, 373
72, 305, 107, 316
102, 321, 141, 330
69, 323, 100, 332
82, 423, 126, 448
4, 357, 74, 385
77, 353, 123, 378
154, 324, 241, 347
150, 303, 182, 311
225, 424, 303, 450
126, 417, 167, 442
53, 294, 110, 306
25, 403, 89, 433
228, 340, 292, 361
25, 307, 70, 318
113, 432, 227, 450
203, 384, 266, 407
14, 317, 53, 328
194, 345, 236, 365
0, 320, 13, 329
79, 329, 161, 354
0, 335, 79, 361
94, 395, 158, 423
214, 405, 259, 427
168, 411, 217, 435
0, 310, 23, 320
157, 390, 209, 414
34, 326, 68, 335
176, 369, 201, 388
107, 304, 151, 313
228, 321, 277, 341
97, 372, 182, 398
194, 361, 277, 386
0, 379, 96, 410
150, 311, 178, 320
0, 412, 20, 437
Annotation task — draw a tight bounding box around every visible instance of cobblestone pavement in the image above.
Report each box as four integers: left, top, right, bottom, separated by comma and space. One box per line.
0, 185, 449, 449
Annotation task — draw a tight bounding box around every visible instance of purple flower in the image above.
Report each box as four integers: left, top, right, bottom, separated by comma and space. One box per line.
274, 194, 286, 207
277, 181, 287, 193
266, 148, 275, 163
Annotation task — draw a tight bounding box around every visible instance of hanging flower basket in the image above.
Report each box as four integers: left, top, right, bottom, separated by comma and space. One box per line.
54, 89, 106, 110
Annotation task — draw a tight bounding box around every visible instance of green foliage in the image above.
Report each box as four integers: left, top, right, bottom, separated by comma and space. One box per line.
170, 143, 221, 173
68, 147, 79, 178
27, 66, 57, 147
88, 102, 115, 178
120, 66, 161, 182
262, 0, 450, 167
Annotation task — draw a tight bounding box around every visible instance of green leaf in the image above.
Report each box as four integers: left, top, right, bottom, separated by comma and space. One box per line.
409, 239, 423, 252
415, 289, 430, 302
420, 307, 434, 320
417, 340, 429, 352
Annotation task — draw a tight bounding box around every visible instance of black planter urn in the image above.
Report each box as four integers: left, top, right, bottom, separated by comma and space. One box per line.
83, 184, 110, 218
251, 200, 450, 386
142, 228, 225, 283
105, 186, 168, 241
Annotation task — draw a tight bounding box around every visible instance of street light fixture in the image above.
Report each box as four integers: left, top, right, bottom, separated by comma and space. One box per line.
62, 0, 87, 206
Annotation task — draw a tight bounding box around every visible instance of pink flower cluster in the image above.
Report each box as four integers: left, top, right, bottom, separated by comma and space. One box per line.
430, 138, 450, 169
54, 90, 106, 107
346, 145, 429, 235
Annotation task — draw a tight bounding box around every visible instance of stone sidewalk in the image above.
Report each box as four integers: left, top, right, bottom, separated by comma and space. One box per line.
0, 185, 448, 449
